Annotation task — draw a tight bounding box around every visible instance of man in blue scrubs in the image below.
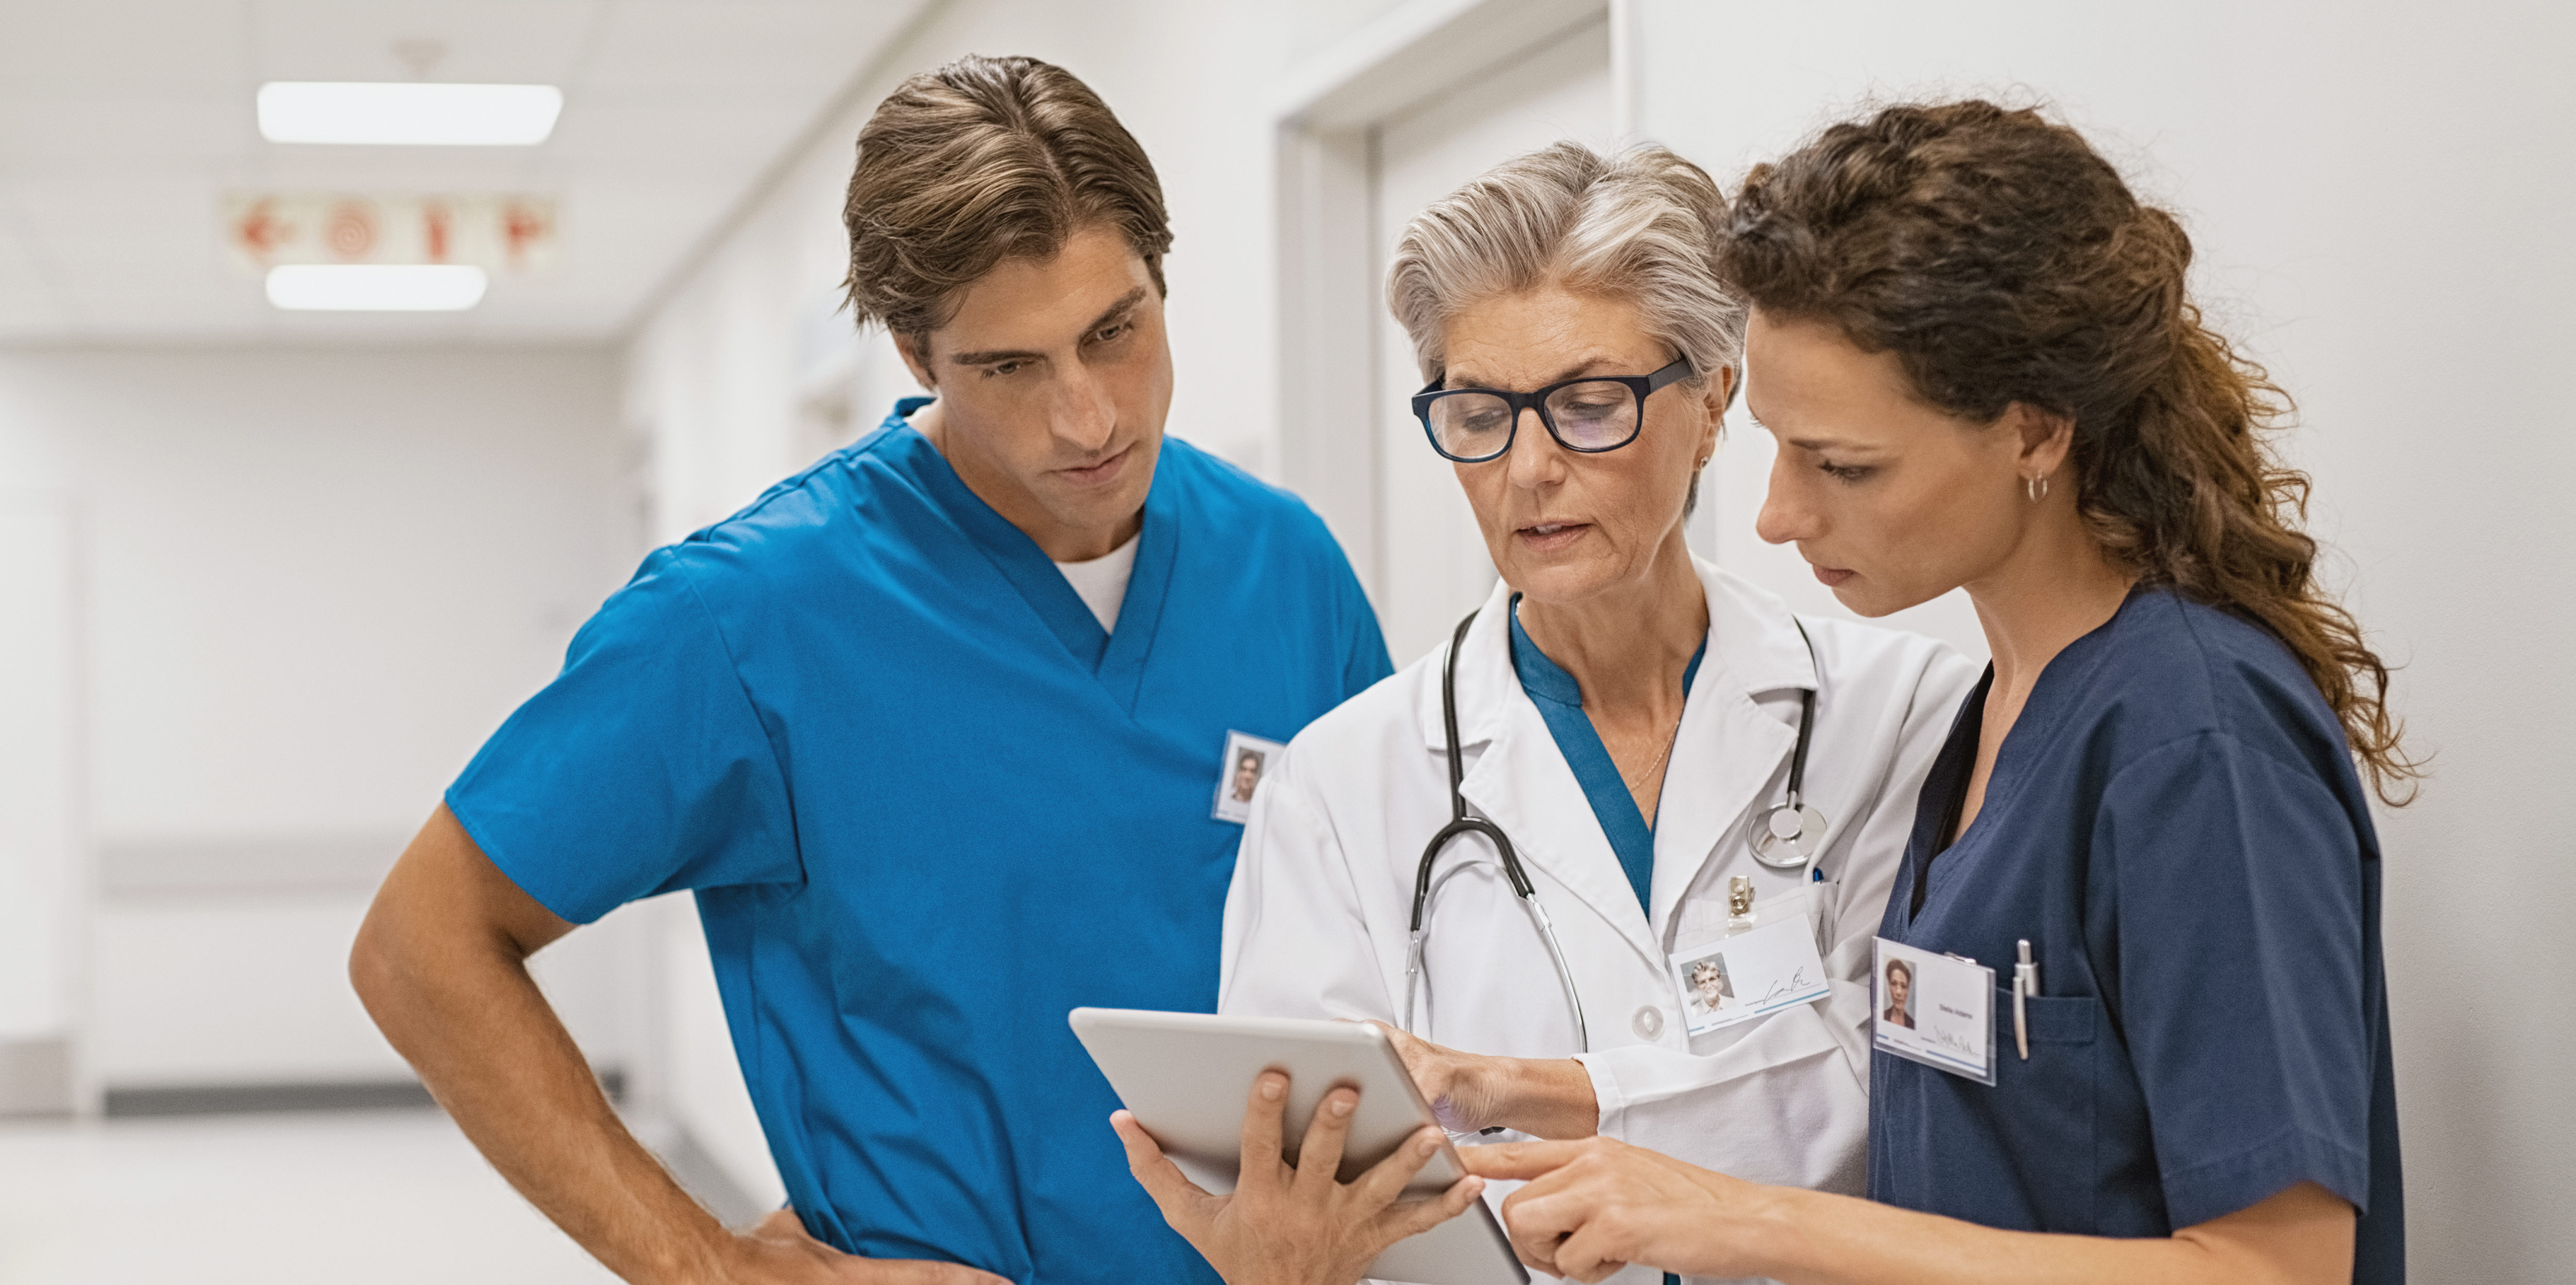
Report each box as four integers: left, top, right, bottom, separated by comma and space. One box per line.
350, 55, 1387, 1285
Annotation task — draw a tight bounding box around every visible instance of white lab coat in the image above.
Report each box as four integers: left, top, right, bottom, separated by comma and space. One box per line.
1221, 559, 1978, 1285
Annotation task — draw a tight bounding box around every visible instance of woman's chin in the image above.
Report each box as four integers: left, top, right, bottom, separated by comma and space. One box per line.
1831, 577, 1943, 619
1500, 561, 1620, 608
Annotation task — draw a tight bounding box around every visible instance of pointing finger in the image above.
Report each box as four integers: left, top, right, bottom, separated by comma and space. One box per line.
1458, 1138, 1591, 1181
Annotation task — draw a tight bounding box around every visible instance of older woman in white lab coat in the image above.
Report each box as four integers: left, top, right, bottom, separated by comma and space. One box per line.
1140, 143, 1977, 1285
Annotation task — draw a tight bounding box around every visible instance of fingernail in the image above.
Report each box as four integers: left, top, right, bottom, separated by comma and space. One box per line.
1330, 1094, 1354, 1117
1418, 1131, 1440, 1155
1260, 1075, 1284, 1101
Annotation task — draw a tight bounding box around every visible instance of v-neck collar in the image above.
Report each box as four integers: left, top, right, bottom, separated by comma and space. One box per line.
1506, 598, 1705, 914
886, 398, 1180, 712
1901, 586, 2145, 926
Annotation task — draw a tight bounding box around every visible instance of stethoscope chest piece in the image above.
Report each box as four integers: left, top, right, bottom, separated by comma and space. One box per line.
1747, 801, 1829, 869
1744, 669, 1829, 871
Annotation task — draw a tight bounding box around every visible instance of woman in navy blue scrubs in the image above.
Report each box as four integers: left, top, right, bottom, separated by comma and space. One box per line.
1462, 100, 2411, 1285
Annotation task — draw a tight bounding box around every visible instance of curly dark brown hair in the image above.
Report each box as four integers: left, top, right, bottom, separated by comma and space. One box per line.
1721, 100, 2418, 803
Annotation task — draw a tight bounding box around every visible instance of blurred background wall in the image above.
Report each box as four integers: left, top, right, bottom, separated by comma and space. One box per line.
0, 0, 2567, 1280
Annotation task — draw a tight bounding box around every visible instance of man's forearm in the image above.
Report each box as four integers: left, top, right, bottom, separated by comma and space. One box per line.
352, 817, 732, 1285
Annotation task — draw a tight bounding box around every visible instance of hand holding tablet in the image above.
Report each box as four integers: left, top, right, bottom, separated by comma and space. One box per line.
1074, 1008, 1528, 1285
1109, 1069, 1484, 1285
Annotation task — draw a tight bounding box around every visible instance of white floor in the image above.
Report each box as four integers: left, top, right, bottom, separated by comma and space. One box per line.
0, 1110, 622, 1285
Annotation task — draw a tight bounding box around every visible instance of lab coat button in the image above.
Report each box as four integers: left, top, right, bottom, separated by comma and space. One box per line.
1631, 1005, 1664, 1039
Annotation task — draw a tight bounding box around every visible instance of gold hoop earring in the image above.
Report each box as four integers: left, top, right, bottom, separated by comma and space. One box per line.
2026, 474, 2050, 503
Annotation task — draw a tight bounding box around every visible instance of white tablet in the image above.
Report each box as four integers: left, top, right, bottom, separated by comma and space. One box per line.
1069, 1007, 1528, 1285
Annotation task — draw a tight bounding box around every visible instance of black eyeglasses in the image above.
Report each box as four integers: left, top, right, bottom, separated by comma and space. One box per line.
1412, 356, 1693, 463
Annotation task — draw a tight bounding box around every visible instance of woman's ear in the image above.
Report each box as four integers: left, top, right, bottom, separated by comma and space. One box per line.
1696, 366, 1737, 461
2006, 402, 2074, 478
1704, 365, 1739, 420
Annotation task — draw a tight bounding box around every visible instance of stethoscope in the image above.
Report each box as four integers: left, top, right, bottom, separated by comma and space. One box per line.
1400, 609, 1828, 1053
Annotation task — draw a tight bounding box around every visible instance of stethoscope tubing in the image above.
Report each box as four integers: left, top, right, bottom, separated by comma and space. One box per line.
1406, 612, 1587, 1049
1403, 607, 1828, 1055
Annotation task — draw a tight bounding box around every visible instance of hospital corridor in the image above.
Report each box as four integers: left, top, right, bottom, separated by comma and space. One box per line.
1, 2, 2569, 1283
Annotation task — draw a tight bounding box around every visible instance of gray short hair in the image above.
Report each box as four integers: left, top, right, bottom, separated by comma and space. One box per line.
1386, 141, 1746, 396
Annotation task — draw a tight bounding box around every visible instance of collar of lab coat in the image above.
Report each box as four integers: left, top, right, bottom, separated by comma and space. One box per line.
1411, 556, 1823, 955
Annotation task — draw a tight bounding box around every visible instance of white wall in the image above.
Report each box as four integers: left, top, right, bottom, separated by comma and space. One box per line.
0, 347, 642, 1095
1633, 3, 2576, 1279
0, 492, 79, 1086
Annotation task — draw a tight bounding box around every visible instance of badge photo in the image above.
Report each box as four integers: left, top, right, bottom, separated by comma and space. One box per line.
1211, 730, 1285, 824
1871, 936, 1995, 1086
1668, 912, 1832, 1037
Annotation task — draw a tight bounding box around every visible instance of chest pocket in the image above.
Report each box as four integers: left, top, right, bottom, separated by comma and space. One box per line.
1990, 987, 2106, 1232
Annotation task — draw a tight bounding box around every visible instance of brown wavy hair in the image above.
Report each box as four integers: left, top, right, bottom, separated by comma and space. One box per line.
1720, 100, 2418, 803
842, 55, 1171, 342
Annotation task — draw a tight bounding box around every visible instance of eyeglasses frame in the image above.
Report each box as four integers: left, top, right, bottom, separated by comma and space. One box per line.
1411, 355, 1696, 464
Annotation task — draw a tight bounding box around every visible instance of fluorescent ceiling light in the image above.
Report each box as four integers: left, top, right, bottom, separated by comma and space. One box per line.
258, 82, 563, 145
265, 265, 488, 312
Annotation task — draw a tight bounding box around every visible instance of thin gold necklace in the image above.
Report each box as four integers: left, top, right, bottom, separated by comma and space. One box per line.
1620, 703, 1686, 793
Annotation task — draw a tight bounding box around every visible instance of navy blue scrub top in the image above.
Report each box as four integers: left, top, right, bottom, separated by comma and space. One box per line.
446, 402, 1392, 1283
1507, 601, 1703, 913
1871, 586, 2401, 1282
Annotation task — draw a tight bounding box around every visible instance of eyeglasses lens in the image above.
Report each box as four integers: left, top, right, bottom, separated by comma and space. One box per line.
1427, 393, 1516, 460
1544, 381, 1639, 449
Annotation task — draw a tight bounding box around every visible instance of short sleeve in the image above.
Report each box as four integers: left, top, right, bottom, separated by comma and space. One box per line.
445, 549, 801, 924
1336, 567, 1394, 698
2100, 731, 2373, 1228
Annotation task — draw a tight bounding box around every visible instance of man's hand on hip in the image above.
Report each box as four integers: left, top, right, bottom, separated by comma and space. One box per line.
722, 1209, 1009, 1285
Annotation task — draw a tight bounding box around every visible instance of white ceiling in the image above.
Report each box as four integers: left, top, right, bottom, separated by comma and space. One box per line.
0, 0, 928, 343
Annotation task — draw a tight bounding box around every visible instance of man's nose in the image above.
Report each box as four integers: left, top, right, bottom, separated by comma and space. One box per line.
1053, 361, 1115, 452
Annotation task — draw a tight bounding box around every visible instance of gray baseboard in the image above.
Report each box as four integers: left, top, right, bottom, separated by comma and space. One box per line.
76, 1069, 768, 1235
101, 1068, 626, 1118
0, 1038, 74, 1117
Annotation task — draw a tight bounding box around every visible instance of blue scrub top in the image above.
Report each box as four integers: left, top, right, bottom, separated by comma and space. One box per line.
1871, 587, 2401, 1281
447, 401, 1391, 1283
1507, 601, 1703, 912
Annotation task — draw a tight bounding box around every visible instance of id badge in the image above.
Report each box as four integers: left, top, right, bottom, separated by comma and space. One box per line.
1871, 936, 1995, 1085
1668, 892, 1831, 1036
1211, 730, 1284, 824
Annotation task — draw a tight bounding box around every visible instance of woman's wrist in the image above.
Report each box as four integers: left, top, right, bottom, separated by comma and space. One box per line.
1490, 1056, 1599, 1139
1724, 1182, 1834, 1283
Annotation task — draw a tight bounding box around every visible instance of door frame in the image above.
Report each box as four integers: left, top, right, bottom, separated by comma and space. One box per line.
1270, 0, 1631, 606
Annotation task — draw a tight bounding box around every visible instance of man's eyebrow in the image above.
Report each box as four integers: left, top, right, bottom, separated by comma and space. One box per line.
1081, 287, 1148, 334
944, 287, 1150, 367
